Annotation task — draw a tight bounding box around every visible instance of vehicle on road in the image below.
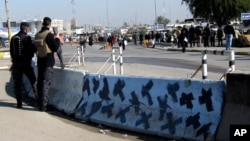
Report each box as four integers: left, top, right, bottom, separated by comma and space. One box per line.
0, 37, 8, 48
125, 33, 133, 42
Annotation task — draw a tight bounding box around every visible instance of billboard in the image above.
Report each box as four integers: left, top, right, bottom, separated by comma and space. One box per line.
241, 13, 250, 21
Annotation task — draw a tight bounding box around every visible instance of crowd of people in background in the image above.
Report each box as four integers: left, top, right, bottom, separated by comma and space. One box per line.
64, 21, 241, 53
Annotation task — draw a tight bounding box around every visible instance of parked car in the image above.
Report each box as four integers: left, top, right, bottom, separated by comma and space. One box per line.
0, 37, 8, 47
125, 34, 133, 42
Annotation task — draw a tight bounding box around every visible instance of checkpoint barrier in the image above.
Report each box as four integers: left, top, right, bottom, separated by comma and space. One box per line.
48, 68, 84, 114
75, 74, 226, 141
97, 46, 124, 75
68, 45, 85, 67
191, 50, 235, 80
216, 73, 250, 141
22, 67, 228, 140
23, 67, 84, 115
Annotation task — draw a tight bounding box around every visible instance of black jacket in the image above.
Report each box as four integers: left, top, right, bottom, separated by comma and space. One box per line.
10, 31, 36, 65
37, 27, 60, 67
224, 24, 235, 36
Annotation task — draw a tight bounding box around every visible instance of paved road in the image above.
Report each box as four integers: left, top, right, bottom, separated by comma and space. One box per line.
0, 43, 250, 141
61, 43, 250, 80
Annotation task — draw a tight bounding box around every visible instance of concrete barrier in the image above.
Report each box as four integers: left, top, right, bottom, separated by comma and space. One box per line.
48, 68, 84, 115
75, 74, 226, 141
216, 73, 250, 141
23, 67, 84, 115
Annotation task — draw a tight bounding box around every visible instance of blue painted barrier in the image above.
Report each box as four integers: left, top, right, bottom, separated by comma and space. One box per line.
75, 74, 226, 141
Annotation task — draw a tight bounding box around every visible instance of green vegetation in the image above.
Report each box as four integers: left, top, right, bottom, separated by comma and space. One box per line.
155, 16, 170, 26
182, 0, 250, 25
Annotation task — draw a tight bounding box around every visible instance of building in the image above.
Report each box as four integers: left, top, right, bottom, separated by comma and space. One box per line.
52, 19, 64, 31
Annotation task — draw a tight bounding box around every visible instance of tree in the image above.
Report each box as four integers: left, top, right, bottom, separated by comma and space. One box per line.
155, 16, 170, 26
182, 0, 250, 25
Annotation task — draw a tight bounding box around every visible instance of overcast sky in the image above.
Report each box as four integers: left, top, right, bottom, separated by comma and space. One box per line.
0, 0, 192, 27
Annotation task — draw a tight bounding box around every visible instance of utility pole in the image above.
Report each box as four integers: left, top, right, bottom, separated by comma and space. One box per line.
154, 0, 158, 30
71, 0, 76, 29
5, 0, 12, 41
106, 0, 109, 29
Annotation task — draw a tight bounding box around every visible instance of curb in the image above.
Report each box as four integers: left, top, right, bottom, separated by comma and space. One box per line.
0, 52, 10, 59
0, 66, 10, 70
165, 47, 250, 55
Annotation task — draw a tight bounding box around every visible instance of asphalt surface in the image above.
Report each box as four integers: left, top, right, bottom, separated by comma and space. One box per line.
0, 42, 250, 141
0, 70, 169, 141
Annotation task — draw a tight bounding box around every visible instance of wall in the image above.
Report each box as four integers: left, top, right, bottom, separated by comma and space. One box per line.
216, 73, 250, 141
75, 74, 226, 141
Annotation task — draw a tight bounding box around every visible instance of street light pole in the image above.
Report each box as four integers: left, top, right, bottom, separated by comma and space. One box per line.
154, 0, 157, 21
154, 0, 158, 30
5, 0, 12, 41
106, 0, 109, 31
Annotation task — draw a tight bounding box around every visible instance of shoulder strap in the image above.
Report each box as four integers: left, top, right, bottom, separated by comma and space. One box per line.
35, 30, 50, 40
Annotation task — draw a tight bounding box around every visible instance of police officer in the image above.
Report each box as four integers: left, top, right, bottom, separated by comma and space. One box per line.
36, 17, 61, 111
10, 22, 37, 108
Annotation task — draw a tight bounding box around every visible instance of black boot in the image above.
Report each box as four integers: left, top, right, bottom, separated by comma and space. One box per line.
17, 98, 22, 108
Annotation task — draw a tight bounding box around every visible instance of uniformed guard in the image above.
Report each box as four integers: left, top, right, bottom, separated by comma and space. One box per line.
10, 22, 37, 108
34, 17, 61, 111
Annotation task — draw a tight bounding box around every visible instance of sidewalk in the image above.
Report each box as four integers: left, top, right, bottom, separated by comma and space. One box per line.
0, 70, 153, 141
154, 44, 250, 55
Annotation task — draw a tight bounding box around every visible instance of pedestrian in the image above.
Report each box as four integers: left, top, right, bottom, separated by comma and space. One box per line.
176, 26, 182, 47
34, 17, 61, 111
155, 32, 161, 43
224, 21, 235, 50
217, 25, 224, 47
150, 31, 156, 48
122, 35, 127, 50
203, 23, 210, 47
57, 33, 65, 69
139, 32, 143, 45
196, 26, 203, 47
133, 32, 137, 45
107, 35, 113, 47
89, 35, 94, 46
144, 33, 150, 47
181, 25, 188, 53
210, 29, 216, 47
189, 23, 196, 47
10, 22, 37, 108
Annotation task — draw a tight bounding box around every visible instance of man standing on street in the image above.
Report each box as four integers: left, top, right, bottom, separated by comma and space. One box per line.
10, 22, 37, 108
35, 17, 61, 111
133, 32, 137, 45
224, 21, 235, 50
203, 23, 210, 47
189, 23, 196, 47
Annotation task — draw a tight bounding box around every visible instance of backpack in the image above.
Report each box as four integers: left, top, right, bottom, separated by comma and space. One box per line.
10, 34, 26, 60
34, 30, 51, 57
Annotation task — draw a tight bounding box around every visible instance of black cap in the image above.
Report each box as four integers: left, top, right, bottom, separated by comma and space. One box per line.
42, 17, 52, 26
20, 22, 29, 27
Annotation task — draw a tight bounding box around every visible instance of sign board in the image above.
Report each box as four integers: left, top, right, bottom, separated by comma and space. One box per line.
241, 13, 250, 21
151, 24, 164, 30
